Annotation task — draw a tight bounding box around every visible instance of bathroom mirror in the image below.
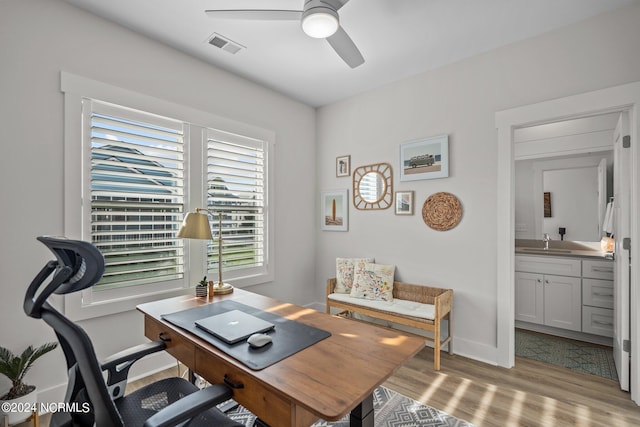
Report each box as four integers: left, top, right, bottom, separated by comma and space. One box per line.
353, 162, 393, 210
513, 113, 618, 242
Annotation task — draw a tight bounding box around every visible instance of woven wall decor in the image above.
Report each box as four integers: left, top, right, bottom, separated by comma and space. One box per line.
422, 192, 462, 231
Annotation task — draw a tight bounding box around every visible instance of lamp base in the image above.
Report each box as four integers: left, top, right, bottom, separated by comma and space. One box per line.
212, 282, 234, 295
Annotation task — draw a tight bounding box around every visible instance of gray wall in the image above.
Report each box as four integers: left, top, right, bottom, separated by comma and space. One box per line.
315, 2, 640, 363
0, 0, 315, 399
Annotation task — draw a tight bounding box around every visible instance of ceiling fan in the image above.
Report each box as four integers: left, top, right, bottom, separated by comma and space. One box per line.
205, 0, 365, 68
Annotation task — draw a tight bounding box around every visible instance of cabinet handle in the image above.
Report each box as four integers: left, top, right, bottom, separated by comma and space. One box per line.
592, 320, 613, 327
224, 374, 245, 389
591, 267, 613, 273
545, 280, 549, 284
592, 292, 613, 297
158, 332, 172, 343
536, 279, 542, 283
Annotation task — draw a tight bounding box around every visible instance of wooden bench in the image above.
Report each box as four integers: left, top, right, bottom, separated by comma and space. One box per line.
326, 278, 453, 370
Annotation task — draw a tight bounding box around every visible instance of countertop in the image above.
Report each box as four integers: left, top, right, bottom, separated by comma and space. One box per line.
515, 239, 613, 260
515, 247, 612, 259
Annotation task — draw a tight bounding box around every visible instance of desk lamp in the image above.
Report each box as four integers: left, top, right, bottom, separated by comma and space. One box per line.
177, 208, 234, 295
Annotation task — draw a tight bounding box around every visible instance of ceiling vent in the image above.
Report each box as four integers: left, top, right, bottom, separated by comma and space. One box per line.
208, 33, 244, 54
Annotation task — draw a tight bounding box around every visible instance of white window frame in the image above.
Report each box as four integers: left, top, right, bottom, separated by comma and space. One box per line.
61, 72, 275, 320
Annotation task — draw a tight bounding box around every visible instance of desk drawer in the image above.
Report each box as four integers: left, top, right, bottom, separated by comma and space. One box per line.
195, 348, 299, 427
144, 317, 195, 368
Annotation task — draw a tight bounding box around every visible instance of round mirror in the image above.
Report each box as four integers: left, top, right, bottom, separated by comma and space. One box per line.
358, 171, 386, 203
353, 163, 393, 210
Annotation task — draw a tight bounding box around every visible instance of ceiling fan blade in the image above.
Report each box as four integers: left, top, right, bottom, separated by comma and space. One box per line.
327, 26, 364, 68
321, 0, 351, 11
205, 9, 302, 21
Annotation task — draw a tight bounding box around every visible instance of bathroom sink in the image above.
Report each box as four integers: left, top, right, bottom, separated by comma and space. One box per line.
519, 248, 572, 254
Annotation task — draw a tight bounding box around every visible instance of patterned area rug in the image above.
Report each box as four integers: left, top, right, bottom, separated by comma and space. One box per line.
515, 329, 618, 380
223, 385, 474, 426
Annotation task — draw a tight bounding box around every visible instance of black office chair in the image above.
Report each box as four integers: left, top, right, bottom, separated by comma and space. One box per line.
24, 236, 243, 427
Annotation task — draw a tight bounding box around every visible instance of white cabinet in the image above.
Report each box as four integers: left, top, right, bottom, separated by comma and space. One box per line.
543, 274, 582, 331
515, 255, 581, 332
582, 259, 614, 337
515, 255, 614, 337
515, 272, 544, 324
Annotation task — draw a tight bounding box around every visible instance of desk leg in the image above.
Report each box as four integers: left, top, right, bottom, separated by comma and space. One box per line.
350, 394, 374, 427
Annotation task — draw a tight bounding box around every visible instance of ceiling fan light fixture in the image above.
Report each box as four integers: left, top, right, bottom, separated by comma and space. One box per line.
302, 7, 339, 39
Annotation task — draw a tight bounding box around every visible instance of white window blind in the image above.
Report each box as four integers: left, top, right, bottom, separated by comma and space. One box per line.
206, 130, 266, 276
89, 101, 185, 290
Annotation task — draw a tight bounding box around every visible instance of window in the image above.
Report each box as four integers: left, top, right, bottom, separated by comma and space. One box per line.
205, 130, 268, 280
89, 101, 185, 290
61, 72, 274, 320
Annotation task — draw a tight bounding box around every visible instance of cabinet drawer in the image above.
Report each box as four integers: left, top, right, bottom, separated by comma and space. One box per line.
145, 317, 195, 368
582, 306, 614, 337
195, 348, 295, 427
582, 259, 614, 280
515, 255, 581, 277
583, 279, 614, 309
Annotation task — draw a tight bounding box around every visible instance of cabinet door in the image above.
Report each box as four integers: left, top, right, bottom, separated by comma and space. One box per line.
544, 275, 581, 331
515, 272, 544, 324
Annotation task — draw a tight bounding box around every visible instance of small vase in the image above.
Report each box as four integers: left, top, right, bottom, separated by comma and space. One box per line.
195, 286, 207, 297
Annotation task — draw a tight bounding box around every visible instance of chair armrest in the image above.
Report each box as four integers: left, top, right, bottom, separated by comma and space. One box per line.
102, 341, 166, 399
102, 341, 166, 371
143, 384, 233, 427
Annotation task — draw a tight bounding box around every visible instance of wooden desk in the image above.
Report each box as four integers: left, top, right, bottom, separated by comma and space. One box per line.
137, 289, 424, 427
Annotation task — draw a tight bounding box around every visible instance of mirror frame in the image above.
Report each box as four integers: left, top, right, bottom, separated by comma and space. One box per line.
352, 162, 393, 210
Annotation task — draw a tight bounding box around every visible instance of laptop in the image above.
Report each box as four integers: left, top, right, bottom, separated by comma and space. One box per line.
194, 310, 275, 344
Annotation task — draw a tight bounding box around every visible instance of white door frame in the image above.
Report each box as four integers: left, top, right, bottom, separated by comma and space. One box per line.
496, 81, 640, 404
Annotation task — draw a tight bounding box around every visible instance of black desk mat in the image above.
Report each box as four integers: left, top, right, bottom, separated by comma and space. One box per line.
161, 300, 331, 370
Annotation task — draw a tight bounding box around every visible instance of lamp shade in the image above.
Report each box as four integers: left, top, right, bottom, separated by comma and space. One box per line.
177, 211, 213, 240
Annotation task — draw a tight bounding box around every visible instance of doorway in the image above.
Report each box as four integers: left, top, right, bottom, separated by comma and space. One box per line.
495, 81, 640, 404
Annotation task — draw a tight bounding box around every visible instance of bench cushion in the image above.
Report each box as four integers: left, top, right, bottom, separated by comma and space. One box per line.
328, 293, 435, 321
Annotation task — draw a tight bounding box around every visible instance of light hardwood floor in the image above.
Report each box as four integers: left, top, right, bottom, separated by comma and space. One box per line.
22, 349, 640, 426
385, 348, 640, 427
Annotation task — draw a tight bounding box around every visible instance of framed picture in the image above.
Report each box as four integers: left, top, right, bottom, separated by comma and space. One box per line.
336, 155, 351, 177
399, 135, 449, 181
394, 191, 414, 215
321, 189, 348, 231
544, 192, 552, 217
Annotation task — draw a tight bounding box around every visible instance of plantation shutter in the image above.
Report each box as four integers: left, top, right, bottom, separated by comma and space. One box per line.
206, 129, 266, 275
88, 101, 185, 289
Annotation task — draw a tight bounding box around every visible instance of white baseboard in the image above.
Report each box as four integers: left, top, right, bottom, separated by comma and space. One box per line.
450, 336, 499, 366
304, 301, 325, 312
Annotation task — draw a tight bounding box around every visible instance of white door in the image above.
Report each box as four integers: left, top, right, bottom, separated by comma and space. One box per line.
613, 112, 631, 391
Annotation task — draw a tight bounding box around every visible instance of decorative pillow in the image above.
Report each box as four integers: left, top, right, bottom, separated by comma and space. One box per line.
350, 263, 395, 301
335, 257, 374, 293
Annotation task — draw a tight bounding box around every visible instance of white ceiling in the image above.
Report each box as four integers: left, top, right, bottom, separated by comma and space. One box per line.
62, 0, 636, 107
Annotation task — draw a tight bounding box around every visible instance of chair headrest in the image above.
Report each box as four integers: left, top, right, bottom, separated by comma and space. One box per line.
37, 236, 105, 294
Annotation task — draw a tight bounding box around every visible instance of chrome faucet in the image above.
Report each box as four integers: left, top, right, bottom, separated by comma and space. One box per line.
542, 233, 550, 250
